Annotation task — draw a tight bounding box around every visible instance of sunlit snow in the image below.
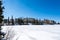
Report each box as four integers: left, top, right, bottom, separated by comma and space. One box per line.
2, 25, 60, 40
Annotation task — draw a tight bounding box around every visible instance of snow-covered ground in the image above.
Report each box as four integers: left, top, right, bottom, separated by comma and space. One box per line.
2, 25, 60, 40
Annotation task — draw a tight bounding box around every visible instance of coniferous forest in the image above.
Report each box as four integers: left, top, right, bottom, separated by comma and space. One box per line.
3, 17, 60, 25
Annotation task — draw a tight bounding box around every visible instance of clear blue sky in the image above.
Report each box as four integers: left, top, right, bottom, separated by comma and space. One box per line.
3, 0, 60, 22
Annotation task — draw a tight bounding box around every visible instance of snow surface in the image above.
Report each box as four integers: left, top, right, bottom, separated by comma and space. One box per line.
2, 25, 60, 40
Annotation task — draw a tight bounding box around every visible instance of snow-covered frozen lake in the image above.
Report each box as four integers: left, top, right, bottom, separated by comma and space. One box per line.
2, 25, 60, 40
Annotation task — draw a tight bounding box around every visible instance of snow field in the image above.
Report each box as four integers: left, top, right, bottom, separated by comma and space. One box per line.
2, 25, 60, 40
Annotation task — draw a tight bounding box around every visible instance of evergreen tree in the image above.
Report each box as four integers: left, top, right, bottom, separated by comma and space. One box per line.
11, 16, 14, 25
0, 0, 5, 40
8, 17, 10, 25
18, 18, 24, 25
15, 18, 18, 25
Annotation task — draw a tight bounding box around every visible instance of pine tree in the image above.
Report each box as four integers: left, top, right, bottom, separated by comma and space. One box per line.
0, 0, 4, 40
11, 16, 14, 25
18, 18, 23, 25
8, 17, 10, 25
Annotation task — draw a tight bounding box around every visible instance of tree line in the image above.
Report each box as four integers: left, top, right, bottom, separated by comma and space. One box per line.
3, 16, 60, 25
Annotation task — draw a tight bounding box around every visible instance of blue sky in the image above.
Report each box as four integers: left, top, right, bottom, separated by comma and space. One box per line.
3, 0, 60, 22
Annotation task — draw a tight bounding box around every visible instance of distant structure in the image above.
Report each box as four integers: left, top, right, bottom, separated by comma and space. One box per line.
42, 19, 56, 25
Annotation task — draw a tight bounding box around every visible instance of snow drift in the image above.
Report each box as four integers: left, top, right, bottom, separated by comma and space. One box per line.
2, 25, 60, 40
